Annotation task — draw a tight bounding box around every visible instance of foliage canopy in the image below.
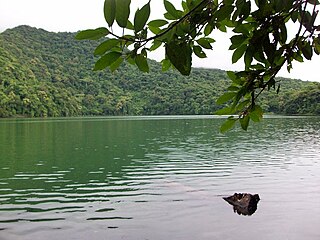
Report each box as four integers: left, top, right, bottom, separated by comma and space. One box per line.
77, 0, 320, 131
1, 26, 319, 119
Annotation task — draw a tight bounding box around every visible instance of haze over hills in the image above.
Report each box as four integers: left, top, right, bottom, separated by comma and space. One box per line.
0, 25, 319, 118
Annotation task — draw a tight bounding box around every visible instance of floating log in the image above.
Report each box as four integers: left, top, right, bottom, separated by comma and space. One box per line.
223, 193, 260, 216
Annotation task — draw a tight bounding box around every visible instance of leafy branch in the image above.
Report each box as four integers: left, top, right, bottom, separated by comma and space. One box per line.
76, 0, 320, 132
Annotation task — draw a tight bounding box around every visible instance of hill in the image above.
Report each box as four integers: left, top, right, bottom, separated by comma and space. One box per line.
0, 25, 319, 117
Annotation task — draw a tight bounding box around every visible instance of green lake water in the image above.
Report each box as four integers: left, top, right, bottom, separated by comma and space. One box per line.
0, 116, 319, 240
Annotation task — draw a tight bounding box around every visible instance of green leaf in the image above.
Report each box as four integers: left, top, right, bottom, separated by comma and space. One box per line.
178, 20, 191, 34
279, 23, 287, 44
204, 24, 214, 36
126, 20, 134, 30
249, 112, 260, 122
220, 117, 237, 133
227, 71, 237, 82
301, 10, 313, 32
215, 5, 234, 22
239, 1, 251, 20
94, 39, 119, 56
116, 0, 131, 28
232, 44, 247, 63
301, 42, 313, 60
75, 28, 109, 40
148, 26, 162, 34
148, 19, 168, 27
134, 1, 151, 32
313, 37, 320, 55
236, 99, 250, 111
229, 34, 247, 50
274, 0, 289, 11
232, 87, 246, 106
263, 36, 276, 62
186, 0, 205, 10
109, 57, 124, 72
249, 105, 263, 122
182, 1, 188, 11
161, 59, 171, 71
193, 46, 207, 58
223, 0, 234, 5
233, 23, 251, 35
227, 86, 240, 91
164, 0, 182, 19
165, 41, 192, 76
135, 54, 149, 73
216, 92, 237, 105
164, 12, 177, 20
228, 71, 245, 85
291, 10, 299, 22
217, 23, 227, 32
94, 52, 122, 71
293, 52, 304, 62
104, 0, 116, 27
244, 45, 253, 68
239, 115, 250, 131
197, 38, 215, 49
215, 106, 234, 115
150, 40, 162, 51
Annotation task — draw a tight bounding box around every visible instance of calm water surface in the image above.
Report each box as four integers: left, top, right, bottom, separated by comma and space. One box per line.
0, 116, 319, 240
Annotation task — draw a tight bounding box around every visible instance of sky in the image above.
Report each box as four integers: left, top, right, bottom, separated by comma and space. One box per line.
0, 0, 319, 82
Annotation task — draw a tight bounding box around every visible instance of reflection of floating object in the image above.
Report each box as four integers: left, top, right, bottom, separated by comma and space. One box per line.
223, 193, 260, 216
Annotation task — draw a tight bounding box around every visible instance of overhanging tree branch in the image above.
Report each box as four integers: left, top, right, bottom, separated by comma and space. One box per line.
76, 0, 320, 132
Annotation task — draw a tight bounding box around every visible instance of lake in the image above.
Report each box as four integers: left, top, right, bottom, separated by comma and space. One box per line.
0, 116, 319, 240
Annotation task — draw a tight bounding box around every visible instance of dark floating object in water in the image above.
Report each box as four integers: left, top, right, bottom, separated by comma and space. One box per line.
223, 193, 260, 216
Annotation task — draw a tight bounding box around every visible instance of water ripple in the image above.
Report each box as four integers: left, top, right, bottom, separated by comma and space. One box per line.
0, 117, 320, 240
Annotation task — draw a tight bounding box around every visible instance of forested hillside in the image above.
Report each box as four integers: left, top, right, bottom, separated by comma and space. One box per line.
0, 25, 319, 117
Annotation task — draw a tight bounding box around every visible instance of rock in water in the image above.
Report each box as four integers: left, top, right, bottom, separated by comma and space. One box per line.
223, 193, 260, 216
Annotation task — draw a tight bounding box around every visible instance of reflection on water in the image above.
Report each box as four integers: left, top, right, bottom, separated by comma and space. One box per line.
0, 116, 320, 240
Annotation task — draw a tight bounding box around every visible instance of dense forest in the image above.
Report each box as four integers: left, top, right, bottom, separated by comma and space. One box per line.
0, 25, 319, 118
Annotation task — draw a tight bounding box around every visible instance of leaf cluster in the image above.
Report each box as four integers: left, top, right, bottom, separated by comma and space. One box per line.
76, 0, 320, 131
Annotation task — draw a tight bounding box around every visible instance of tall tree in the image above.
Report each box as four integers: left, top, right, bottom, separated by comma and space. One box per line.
77, 0, 320, 131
